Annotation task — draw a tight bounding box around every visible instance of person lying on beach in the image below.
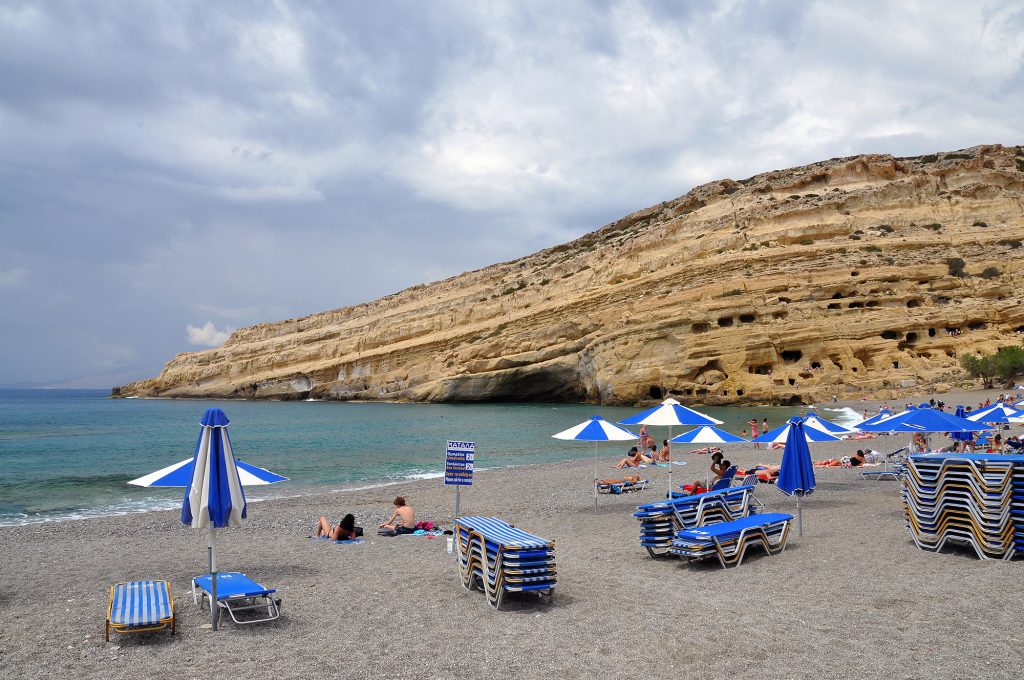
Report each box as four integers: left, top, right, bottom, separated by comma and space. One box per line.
614, 447, 644, 468
380, 496, 416, 534
597, 474, 642, 485
738, 464, 780, 482
313, 513, 359, 541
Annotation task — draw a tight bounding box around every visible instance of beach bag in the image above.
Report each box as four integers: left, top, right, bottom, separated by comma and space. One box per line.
415, 521, 436, 532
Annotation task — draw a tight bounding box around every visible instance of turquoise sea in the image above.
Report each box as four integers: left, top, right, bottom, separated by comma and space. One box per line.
0, 390, 860, 526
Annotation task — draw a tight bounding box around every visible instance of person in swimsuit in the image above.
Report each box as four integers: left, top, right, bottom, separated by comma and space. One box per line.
614, 447, 644, 468
313, 513, 358, 540
380, 496, 416, 534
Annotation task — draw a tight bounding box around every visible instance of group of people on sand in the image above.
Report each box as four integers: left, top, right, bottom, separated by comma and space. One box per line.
614, 428, 672, 468
312, 495, 418, 540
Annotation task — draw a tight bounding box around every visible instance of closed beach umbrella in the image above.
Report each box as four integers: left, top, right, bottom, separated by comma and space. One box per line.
619, 398, 723, 497
183, 408, 244, 630
949, 405, 971, 449
552, 416, 637, 511
777, 417, 816, 537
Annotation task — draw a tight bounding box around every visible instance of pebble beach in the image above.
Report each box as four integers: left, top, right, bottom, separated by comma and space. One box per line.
3, 390, 1024, 679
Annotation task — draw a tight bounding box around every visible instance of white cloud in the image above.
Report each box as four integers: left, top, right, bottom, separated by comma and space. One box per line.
186, 321, 233, 347
0, 268, 29, 288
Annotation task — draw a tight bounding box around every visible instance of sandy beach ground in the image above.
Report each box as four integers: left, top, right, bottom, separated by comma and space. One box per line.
3, 388, 1024, 679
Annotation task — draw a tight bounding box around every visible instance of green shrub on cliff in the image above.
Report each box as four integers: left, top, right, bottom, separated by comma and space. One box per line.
960, 346, 1024, 388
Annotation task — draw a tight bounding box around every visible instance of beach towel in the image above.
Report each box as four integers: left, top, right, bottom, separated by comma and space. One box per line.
312, 536, 365, 545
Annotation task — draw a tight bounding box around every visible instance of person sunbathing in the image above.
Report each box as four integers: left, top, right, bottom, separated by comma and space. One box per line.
313, 513, 358, 541
597, 474, 642, 485
380, 496, 416, 534
614, 447, 644, 468
739, 464, 780, 482
658, 440, 671, 462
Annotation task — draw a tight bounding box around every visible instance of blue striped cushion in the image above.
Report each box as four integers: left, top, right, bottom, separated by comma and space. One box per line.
456, 517, 551, 549
110, 580, 172, 627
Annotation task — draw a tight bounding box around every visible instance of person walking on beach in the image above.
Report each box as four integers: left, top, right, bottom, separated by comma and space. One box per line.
749, 419, 760, 449
380, 496, 416, 534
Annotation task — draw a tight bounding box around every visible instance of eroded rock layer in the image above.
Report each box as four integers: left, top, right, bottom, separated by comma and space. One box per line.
115, 144, 1024, 405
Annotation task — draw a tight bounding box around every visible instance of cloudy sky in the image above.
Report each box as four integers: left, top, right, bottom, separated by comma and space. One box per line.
1, 1, 1021, 387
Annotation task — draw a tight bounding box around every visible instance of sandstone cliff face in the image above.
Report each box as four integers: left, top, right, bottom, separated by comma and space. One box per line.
115, 144, 1024, 405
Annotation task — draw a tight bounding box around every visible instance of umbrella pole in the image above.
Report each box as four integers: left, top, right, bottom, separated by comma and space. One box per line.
210, 526, 219, 631
593, 443, 598, 512
796, 495, 803, 538
667, 427, 673, 498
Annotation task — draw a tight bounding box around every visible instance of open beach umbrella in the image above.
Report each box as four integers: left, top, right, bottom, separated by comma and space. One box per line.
854, 409, 893, 430
802, 414, 857, 436
619, 398, 723, 497
552, 416, 637, 511
670, 426, 749, 489
751, 419, 842, 444
777, 417, 816, 537
858, 405, 991, 453
127, 457, 288, 487
966, 402, 1024, 424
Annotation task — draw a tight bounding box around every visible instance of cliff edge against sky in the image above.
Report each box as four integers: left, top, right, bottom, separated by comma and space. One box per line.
115, 144, 1024, 405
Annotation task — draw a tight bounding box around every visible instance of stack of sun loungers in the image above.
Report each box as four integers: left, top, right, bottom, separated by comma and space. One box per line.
671, 512, 794, 568
633, 485, 756, 557
902, 453, 1024, 560
455, 516, 556, 610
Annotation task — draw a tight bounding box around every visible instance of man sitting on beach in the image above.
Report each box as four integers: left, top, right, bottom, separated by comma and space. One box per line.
380, 496, 416, 534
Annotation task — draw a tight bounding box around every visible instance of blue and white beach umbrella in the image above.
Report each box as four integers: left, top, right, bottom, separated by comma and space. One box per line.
855, 409, 893, 430
857, 405, 991, 434
552, 416, 637, 510
669, 425, 749, 445
802, 414, 856, 436
129, 408, 285, 630
619, 399, 722, 497
966, 402, 1024, 424
777, 418, 816, 537
751, 419, 842, 444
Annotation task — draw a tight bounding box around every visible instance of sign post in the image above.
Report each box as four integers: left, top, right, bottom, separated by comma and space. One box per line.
444, 440, 474, 519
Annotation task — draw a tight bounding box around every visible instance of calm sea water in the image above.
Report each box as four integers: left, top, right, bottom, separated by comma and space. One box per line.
0, 390, 856, 526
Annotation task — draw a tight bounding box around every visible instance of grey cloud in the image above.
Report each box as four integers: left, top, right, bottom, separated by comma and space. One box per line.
0, 0, 1020, 386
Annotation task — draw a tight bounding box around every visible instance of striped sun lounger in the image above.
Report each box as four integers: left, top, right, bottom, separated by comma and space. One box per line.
633, 485, 756, 557
192, 572, 281, 625
106, 580, 175, 641
455, 516, 556, 610
671, 512, 793, 568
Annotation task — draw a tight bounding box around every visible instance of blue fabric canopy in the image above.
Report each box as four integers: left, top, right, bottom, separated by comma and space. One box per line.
966, 402, 1024, 423
670, 426, 748, 444
855, 409, 893, 430
857, 405, 991, 433
552, 416, 637, 442
751, 419, 841, 444
777, 418, 816, 497
618, 398, 722, 427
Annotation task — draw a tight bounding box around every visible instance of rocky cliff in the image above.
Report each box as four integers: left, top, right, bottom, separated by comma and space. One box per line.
115, 144, 1024, 405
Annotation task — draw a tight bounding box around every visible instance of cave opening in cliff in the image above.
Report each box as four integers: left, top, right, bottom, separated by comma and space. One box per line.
718, 316, 734, 327
649, 385, 663, 399
881, 330, 901, 340
750, 364, 772, 375
739, 313, 756, 323
810, 361, 821, 369
892, 361, 900, 369
772, 311, 788, 319
848, 302, 864, 309
788, 378, 796, 386
692, 322, 709, 334
968, 321, 987, 331
827, 303, 841, 310
736, 389, 744, 397
936, 296, 951, 305
831, 292, 845, 299
787, 395, 803, 405
906, 332, 919, 343
907, 299, 921, 308
780, 350, 802, 363
865, 301, 880, 307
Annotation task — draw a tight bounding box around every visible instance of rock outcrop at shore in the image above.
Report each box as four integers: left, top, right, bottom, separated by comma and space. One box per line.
115, 144, 1024, 405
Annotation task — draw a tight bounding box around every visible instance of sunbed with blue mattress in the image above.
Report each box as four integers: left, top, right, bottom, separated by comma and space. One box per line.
106, 580, 175, 641
633, 485, 755, 557
192, 572, 281, 624
671, 512, 793, 568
